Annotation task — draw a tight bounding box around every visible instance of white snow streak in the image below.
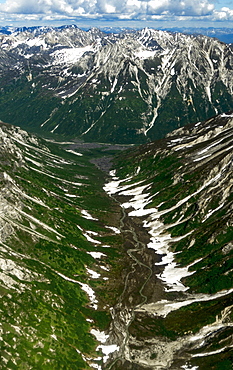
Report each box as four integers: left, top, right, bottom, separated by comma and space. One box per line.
83, 232, 101, 245
86, 268, 101, 279
66, 149, 83, 156
81, 210, 98, 221
87, 252, 106, 259
105, 226, 121, 234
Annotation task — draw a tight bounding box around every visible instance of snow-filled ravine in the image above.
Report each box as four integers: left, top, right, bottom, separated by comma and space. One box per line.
104, 170, 195, 295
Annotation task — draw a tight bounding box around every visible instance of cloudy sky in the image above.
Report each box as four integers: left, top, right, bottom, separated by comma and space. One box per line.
0, 0, 232, 28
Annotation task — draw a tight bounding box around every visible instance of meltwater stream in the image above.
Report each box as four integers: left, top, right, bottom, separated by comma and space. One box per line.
106, 201, 153, 368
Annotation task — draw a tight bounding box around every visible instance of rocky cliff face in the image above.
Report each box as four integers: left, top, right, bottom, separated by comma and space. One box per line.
0, 26, 233, 143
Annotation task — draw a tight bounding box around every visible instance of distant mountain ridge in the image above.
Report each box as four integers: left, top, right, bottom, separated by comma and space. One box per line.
162, 27, 233, 44
0, 26, 233, 144
1, 25, 233, 43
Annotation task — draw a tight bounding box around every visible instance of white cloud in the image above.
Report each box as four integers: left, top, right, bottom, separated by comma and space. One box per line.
147, 0, 214, 16
0, 0, 215, 17
0, 0, 233, 25
213, 6, 233, 20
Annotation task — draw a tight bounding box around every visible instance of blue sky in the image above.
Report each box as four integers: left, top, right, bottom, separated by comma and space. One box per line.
0, 0, 233, 28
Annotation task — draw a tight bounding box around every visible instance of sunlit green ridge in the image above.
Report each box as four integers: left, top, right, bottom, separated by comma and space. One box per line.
0, 123, 129, 369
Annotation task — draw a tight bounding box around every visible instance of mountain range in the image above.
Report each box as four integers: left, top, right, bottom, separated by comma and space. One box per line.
1, 25, 233, 43
0, 26, 233, 143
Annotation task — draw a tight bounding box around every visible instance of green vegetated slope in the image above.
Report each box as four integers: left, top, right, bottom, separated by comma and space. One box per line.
0, 67, 61, 134
111, 112, 233, 369
0, 122, 128, 369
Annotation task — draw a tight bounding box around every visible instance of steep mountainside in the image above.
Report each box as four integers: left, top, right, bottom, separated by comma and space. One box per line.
0, 121, 131, 369
0, 26, 233, 143
104, 112, 233, 369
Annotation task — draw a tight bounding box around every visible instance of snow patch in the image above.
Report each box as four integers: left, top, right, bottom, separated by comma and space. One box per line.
79, 282, 98, 309
90, 329, 119, 366
84, 233, 101, 245
50, 124, 59, 133
135, 48, 157, 60
137, 288, 233, 318
105, 226, 120, 234
86, 268, 101, 279
97, 344, 119, 364
87, 252, 106, 259
51, 45, 94, 65
81, 210, 98, 221
170, 67, 175, 76
91, 329, 109, 343
66, 149, 83, 156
